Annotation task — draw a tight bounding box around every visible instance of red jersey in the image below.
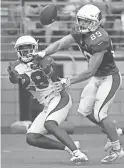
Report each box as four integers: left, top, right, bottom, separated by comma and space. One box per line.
71, 26, 119, 77
8, 57, 61, 106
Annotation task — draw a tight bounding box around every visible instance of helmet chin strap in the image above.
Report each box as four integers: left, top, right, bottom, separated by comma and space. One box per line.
22, 57, 33, 63
17, 48, 35, 63
80, 28, 90, 34
79, 21, 100, 34
19, 55, 33, 63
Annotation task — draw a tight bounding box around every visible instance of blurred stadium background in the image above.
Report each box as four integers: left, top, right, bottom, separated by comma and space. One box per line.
1, 0, 124, 133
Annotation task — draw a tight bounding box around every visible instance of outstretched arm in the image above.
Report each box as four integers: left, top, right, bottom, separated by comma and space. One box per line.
31, 34, 75, 58
44, 34, 75, 56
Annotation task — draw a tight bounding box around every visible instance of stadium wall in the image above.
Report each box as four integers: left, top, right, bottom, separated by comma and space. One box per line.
1, 56, 124, 129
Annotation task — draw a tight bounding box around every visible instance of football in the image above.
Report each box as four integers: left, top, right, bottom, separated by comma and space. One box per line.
39, 4, 57, 25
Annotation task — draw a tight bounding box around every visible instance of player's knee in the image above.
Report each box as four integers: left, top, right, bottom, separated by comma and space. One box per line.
26, 133, 37, 146
44, 120, 58, 132
94, 112, 107, 122
78, 96, 96, 116
94, 112, 108, 122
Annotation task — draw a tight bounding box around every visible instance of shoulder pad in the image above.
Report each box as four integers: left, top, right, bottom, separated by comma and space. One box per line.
90, 27, 110, 54
10, 60, 20, 69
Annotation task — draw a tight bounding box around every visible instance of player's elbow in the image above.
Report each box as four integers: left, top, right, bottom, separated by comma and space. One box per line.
88, 69, 97, 77
92, 70, 97, 76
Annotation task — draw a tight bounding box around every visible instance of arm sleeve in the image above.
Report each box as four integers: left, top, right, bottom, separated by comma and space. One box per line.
9, 76, 21, 84
9, 70, 21, 84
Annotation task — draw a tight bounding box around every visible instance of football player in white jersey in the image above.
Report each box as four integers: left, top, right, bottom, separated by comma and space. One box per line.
7, 35, 88, 164
29, 4, 124, 163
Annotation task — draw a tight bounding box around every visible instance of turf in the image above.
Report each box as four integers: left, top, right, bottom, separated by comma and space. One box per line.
1, 134, 124, 168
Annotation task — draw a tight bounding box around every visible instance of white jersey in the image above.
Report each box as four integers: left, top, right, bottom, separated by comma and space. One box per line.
15, 62, 60, 108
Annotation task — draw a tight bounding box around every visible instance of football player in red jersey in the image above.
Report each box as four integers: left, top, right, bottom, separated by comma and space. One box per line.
30, 4, 124, 163
7, 35, 88, 164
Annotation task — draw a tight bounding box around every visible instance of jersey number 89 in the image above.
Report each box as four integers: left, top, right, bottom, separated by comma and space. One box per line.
90, 31, 102, 40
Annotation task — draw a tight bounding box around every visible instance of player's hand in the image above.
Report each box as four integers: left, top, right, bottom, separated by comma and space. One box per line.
27, 52, 39, 58
53, 78, 71, 92
28, 50, 46, 58
60, 78, 71, 89
7, 61, 22, 79
7, 61, 15, 73
53, 81, 63, 92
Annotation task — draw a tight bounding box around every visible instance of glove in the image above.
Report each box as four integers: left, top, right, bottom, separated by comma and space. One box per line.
60, 78, 71, 89
7, 61, 22, 83
7, 61, 14, 72
53, 81, 63, 92
7, 61, 17, 75
27, 50, 46, 58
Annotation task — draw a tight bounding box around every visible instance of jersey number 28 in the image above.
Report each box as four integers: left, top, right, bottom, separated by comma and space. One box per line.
20, 70, 49, 90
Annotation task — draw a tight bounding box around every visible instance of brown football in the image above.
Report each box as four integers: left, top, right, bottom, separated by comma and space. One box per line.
39, 4, 57, 25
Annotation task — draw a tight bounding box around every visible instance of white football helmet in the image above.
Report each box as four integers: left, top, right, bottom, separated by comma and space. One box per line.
14, 35, 38, 63
75, 4, 102, 34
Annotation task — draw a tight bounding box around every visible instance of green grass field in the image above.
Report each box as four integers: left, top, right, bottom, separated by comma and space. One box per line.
1, 134, 124, 168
